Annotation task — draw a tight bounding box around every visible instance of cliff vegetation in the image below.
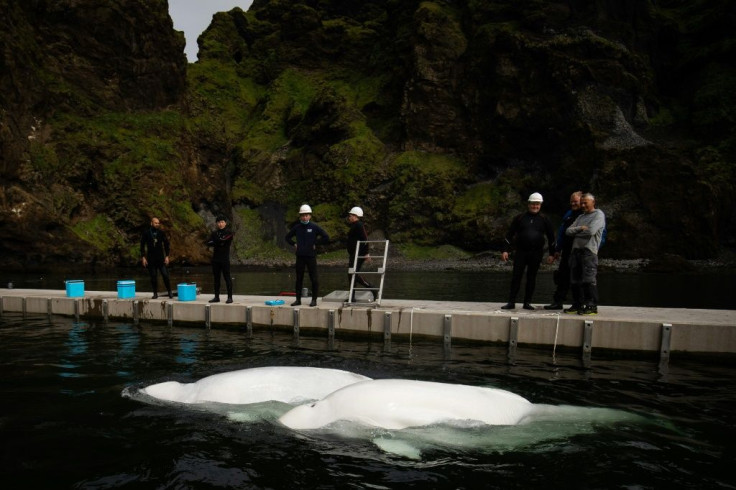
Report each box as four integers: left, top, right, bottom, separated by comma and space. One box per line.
1, 0, 734, 270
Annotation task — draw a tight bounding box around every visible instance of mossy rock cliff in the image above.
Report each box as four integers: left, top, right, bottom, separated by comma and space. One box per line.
0, 0, 734, 270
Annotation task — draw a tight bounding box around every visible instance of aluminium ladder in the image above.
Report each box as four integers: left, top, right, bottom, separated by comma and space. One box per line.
347, 240, 389, 307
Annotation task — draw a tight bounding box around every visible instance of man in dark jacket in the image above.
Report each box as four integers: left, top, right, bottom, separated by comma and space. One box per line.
346, 206, 373, 301
285, 204, 330, 307
205, 215, 234, 303
500, 193, 556, 310
544, 191, 583, 310
140, 216, 172, 299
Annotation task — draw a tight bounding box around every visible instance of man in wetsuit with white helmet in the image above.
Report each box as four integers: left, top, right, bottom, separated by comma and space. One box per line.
500, 193, 556, 310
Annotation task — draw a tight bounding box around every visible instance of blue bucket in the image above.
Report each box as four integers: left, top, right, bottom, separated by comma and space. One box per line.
177, 283, 196, 301
117, 280, 135, 299
65, 280, 84, 298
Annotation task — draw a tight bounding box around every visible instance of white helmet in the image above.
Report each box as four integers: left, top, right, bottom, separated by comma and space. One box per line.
348, 206, 363, 217
528, 192, 543, 203
299, 204, 312, 214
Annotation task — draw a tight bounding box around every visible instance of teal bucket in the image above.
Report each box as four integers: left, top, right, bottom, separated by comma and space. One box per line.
177, 283, 196, 301
65, 280, 84, 298
117, 280, 135, 299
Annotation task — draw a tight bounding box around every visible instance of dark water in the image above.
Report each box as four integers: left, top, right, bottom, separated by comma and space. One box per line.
4, 266, 736, 309
1, 314, 735, 489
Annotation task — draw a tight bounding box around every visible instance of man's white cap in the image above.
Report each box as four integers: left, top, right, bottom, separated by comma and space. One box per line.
299, 204, 312, 214
348, 206, 363, 217
528, 192, 543, 203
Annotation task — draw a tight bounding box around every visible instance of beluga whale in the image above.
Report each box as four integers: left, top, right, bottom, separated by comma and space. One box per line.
139, 366, 371, 405
278, 378, 534, 430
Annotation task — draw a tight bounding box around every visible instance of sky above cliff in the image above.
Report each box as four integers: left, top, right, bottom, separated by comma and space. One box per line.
169, 0, 253, 62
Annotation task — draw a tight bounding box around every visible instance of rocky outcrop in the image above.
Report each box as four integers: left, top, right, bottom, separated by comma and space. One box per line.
194, 0, 734, 259
0, 0, 734, 270
0, 0, 187, 268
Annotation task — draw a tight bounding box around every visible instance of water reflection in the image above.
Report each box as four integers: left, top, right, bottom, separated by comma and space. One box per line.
2, 316, 733, 488
60, 321, 88, 379
3, 267, 735, 309
177, 333, 200, 367
115, 324, 140, 378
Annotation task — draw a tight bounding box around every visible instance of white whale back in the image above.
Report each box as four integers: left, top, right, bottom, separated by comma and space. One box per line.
278, 379, 533, 430
141, 366, 371, 405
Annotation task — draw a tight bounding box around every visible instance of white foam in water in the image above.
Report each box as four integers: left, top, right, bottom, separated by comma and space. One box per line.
373, 437, 422, 460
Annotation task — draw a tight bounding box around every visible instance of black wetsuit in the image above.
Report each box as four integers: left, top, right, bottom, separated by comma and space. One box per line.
347, 220, 371, 291
206, 228, 233, 299
551, 208, 583, 304
140, 227, 171, 296
503, 211, 556, 305
285, 221, 329, 302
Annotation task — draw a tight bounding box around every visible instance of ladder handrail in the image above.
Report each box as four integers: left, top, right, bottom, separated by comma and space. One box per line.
348, 239, 389, 307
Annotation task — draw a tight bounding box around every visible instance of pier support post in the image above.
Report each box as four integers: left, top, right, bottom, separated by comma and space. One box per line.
246, 306, 252, 336
47, 298, 53, 319
508, 317, 519, 360
328, 310, 335, 340
205, 304, 211, 329
659, 323, 672, 367
383, 312, 392, 346
21, 297, 27, 318
327, 309, 336, 350
443, 315, 452, 349
293, 309, 300, 340
582, 320, 594, 365
74, 299, 80, 322
102, 299, 109, 323
167, 302, 173, 327
132, 300, 139, 325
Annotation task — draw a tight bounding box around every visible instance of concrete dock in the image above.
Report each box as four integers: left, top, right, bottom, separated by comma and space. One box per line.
1, 288, 735, 363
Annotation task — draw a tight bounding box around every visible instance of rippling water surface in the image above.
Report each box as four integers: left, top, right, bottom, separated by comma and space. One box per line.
1, 315, 734, 489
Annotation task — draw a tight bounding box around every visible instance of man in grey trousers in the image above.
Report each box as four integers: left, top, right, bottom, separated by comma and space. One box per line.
564, 193, 606, 315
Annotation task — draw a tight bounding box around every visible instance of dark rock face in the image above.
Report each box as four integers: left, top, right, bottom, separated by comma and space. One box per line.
0, 0, 187, 268
200, 0, 734, 259
1, 0, 186, 176
0, 0, 734, 270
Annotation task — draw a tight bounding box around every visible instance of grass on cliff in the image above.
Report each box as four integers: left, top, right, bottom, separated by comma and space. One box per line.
70, 215, 125, 252
40, 109, 202, 260
387, 151, 468, 243
232, 207, 292, 262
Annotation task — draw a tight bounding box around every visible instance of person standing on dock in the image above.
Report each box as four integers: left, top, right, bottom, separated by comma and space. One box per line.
500, 193, 556, 310
565, 193, 606, 315
286, 204, 330, 307
140, 216, 173, 299
544, 191, 583, 310
206, 215, 234, 304
346, 206, 373, 301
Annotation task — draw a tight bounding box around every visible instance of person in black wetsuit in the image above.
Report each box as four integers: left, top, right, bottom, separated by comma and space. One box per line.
500, 193, 556, 310
140, 216, 172, 299
206, 215, 234, 303
346, 206, 373, 301
285, 204, 330, 307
